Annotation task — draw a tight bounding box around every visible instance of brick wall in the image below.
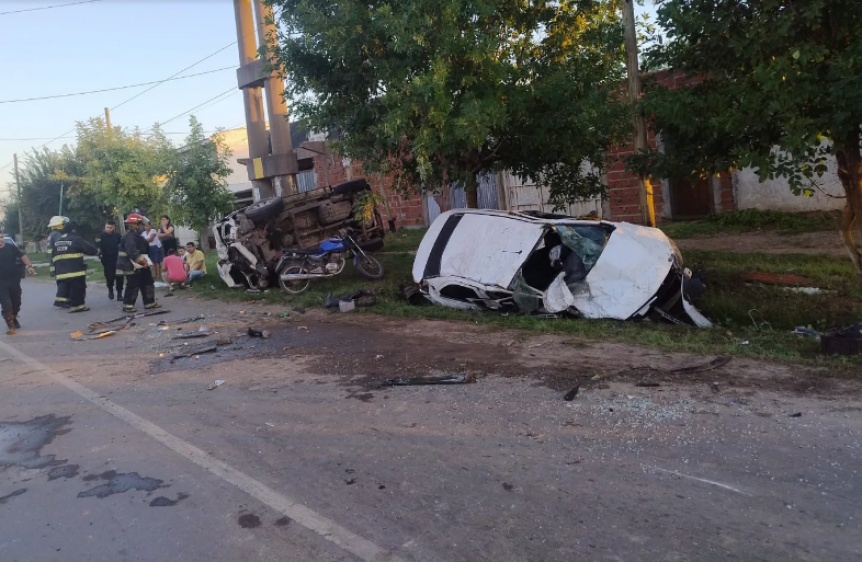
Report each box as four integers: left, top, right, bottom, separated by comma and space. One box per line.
606, 69, 720, 224
308, 146, 427, 227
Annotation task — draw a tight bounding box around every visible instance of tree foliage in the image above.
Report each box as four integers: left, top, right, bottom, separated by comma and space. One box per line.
637, 0, 862, 276
267, 0, 630, 207
164, 116, 234, 240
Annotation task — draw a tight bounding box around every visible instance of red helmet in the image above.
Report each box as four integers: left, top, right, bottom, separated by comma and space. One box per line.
125, 213, 144, 225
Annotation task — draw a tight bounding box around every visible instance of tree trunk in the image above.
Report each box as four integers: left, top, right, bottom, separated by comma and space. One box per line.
465, 173, 479, 209
834, 132, 862, 280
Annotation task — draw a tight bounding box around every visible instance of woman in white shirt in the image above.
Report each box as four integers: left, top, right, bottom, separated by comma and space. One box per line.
142, 218, 163, 278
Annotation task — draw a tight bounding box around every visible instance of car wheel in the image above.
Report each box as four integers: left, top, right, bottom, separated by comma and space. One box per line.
355, 254, 384, 280
245, 197, 285, 223
278, 264, 310, 294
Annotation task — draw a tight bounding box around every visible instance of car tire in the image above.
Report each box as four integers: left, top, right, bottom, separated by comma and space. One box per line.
245, 197, 284, 223
331, 179, 370, 196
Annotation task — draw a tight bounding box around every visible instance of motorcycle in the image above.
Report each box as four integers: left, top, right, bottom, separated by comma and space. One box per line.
275, 229, 384, 294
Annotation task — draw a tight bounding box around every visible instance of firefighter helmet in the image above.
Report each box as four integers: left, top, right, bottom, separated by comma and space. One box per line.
125, 213, 144, 225
47, 216, 67, 230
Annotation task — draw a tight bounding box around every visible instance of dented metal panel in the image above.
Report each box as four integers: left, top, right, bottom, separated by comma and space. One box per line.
569, 222, 674, 320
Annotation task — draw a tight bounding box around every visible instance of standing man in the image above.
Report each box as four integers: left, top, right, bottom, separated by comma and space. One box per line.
184, 242, 207, 286
0, 225, 36, 334
52, 221, 99, 313
142, 218, 163, 280
47, 216, 69, 308
95, 220, 124, 300
118, 213, 160, 313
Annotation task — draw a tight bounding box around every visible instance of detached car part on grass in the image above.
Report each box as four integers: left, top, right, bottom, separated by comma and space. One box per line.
213, 179, 386, 292
412, 209, 711, 327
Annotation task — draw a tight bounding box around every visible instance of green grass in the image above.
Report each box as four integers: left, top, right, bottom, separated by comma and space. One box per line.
660, 209, 840, 239
183, 229, 862, 370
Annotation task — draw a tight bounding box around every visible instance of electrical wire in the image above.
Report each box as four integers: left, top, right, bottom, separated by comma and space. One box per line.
158, 89, 240, 127
0, 0, 101, 16
0, 66, 234, 104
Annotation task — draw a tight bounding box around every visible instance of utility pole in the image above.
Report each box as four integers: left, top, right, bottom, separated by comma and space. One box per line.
233, 0, 274, 200
13, 153, 23, 244
104, 106, 126, 233
622, 0, 655, 227
253, 0, 297, 196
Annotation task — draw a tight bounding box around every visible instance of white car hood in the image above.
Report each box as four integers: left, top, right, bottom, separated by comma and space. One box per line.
413, 211, 544, 288
568, 222, 674, 320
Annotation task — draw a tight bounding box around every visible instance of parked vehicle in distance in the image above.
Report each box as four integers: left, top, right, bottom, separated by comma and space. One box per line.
412, 209, 711, 327
213, 179, 386, 291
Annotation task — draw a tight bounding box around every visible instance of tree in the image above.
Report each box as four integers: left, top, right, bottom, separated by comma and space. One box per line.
74, 118, 170, 217
164, 116, 234, 247
637, 0, 862, 277
266, 0, 630, 208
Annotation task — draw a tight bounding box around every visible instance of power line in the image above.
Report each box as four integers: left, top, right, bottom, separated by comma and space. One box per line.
0, 0, 101, 16
0, 66, 234, 104
158, 89, 239, 127
111, 40, 237, 112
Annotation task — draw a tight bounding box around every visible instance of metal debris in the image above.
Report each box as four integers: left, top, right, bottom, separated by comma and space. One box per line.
383, 372, 478, 386
670, 356, 731, 375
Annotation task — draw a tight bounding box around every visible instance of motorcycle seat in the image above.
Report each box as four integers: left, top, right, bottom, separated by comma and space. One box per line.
286, 246, 322, 255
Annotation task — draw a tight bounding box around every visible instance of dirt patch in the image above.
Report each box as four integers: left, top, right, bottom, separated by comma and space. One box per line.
225, 312, 862, 398
677, 230, 846, 255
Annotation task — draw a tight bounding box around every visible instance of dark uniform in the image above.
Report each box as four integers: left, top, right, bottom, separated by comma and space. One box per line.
118, 228, 156, 310
95, 229, 124, 299
47, 229, 68, 307
53, 231, 98, 312
0, 238, 25, 331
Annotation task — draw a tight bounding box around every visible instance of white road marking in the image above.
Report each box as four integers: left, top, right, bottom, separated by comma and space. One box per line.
0, 340, 404, 562
648, 466, 752, 496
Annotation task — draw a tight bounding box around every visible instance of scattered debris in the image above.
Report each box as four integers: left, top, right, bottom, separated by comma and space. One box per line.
670, 356, 731, 375
326, 289, 377, 310
382, 372, 478, 386
792, 326, 821, 338
247, 328, 265, 338
206, 380, 225, 390
635, 381, 661, 388
291, 307, 305, 314
71, 329, 119, 341
400, 283, 429, 306
563, 385, 580, 401
171, 345, 217, 361
339, 300, 356, 313
173, 327, 213, 340
789, 412, 803, 418
820, 322, 862, 355
158, 315, 204, 326
264, 422, 275, 427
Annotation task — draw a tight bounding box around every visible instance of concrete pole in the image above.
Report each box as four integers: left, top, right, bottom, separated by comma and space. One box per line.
622, 0, 655, 226
13, 153, 23, 244
234, 0, 272, 200
253, 0, 296, 195
104, 106, 112, 132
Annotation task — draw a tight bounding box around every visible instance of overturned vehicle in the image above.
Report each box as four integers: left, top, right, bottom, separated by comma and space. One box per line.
213, 179, 386, 291
412, 209, 711, 327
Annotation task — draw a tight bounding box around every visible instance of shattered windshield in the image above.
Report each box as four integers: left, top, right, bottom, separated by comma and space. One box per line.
556, 225, 608, 276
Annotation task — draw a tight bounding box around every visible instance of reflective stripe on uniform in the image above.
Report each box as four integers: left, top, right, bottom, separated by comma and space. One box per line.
53, 253, 84, 261
118, 251, 128, 257
115, 270, 128, 276
54, 297, 69, 302
55, 271, 87, 280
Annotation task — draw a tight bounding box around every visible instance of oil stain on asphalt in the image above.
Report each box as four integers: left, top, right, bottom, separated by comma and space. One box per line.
78, 470, 165, 499
149, 492, 190, 507
0, 414, 72, 470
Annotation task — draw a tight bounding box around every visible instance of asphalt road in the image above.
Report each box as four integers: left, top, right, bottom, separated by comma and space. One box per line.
1, 279, 860, 562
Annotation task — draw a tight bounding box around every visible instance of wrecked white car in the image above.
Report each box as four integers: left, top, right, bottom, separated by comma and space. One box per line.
412, 209, 711, 327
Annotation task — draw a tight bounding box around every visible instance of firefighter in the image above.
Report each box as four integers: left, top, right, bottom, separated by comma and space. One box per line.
52, 221, 98, 313
47, 216, 70, 308
0, 225, 36, 334
117, 213, 160, 313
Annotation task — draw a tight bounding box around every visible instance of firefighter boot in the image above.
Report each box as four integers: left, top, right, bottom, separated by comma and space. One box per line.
4, 314, 15, 335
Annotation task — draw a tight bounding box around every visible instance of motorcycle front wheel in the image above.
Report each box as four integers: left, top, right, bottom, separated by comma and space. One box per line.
279, 264, 311, 294
354, 254, 384, 280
